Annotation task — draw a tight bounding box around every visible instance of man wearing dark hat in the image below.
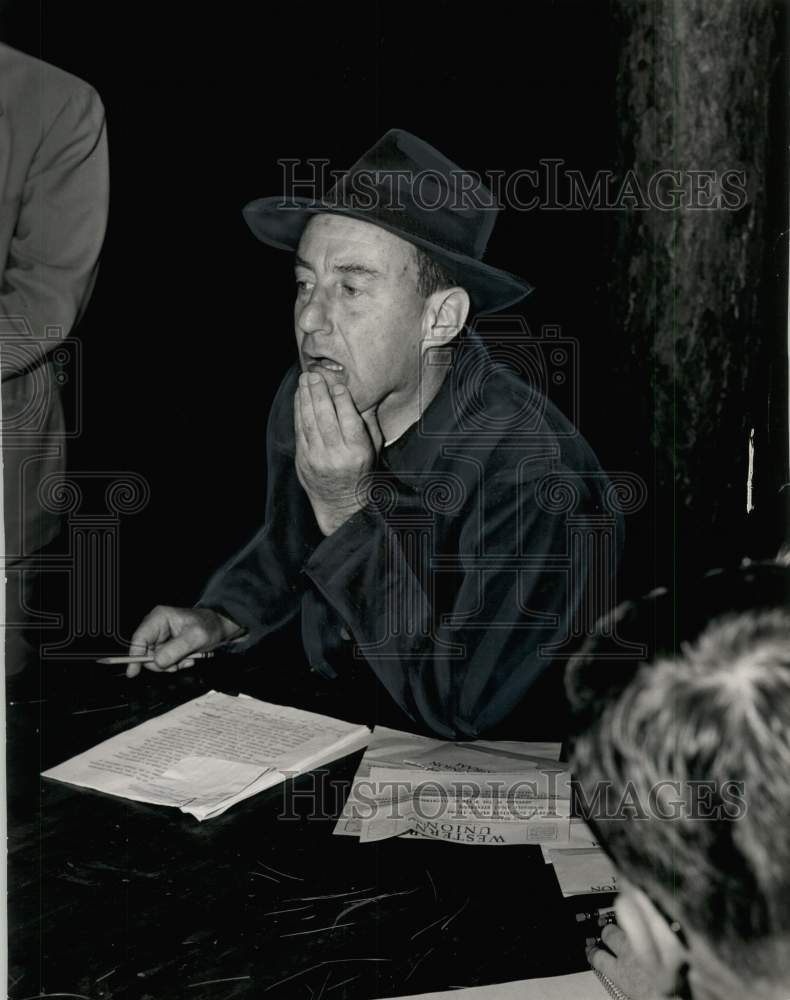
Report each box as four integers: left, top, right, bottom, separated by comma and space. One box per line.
128, 130, 619, 739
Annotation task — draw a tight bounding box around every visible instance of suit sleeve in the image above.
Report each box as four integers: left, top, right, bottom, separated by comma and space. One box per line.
303, 462, 617, 738
0, 83, 109, 379
196, 369, 321, 649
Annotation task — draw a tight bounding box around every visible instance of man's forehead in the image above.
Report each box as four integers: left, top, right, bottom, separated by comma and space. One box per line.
296, 213, 416, 270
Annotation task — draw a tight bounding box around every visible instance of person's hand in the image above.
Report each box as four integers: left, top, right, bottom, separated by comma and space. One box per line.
294, 371, 383, 536
126, 606, 243, 678
587, 924, 663, 1000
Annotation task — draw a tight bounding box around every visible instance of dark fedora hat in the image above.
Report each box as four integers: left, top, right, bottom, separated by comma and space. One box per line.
242, 129, 533, 315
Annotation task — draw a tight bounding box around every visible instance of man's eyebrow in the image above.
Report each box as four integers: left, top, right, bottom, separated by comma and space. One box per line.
294, 255, 383, 278
332, 262, 382, 278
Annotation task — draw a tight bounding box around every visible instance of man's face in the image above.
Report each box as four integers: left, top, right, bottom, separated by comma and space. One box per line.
294, 213, 427, 414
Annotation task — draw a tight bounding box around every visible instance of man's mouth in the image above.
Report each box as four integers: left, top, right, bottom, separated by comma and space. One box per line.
304, 356, 347, 379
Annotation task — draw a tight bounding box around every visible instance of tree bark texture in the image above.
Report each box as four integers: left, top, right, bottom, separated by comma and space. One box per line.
608, 0, 785, 592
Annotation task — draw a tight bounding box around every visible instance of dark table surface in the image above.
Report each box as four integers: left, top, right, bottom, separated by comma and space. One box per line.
7, 654, 608, 1000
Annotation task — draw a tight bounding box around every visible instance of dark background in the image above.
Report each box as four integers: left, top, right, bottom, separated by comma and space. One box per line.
1, 0, 787, 649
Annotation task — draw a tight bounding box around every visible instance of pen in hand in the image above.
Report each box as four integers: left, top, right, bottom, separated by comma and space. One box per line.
576, 906, 617, 927
576, 906, 618, 950
95, 651, 217, 665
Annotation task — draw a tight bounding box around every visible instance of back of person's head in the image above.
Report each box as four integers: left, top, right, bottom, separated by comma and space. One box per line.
567, 562, 790, 996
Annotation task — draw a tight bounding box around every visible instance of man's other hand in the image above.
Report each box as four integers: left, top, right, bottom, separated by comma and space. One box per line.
587, 924, 663, 1000
126, 606, 243, 678
294, 372, 383, 536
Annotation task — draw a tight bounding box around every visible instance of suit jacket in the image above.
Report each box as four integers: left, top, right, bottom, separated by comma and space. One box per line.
199, 331, 623, 739
0, 43, 109, 558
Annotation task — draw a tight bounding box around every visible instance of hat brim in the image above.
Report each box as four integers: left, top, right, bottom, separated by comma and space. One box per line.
242, 197, 533, 315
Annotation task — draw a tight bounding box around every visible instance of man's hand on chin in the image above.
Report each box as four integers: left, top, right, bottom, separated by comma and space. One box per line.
294, 371, 383, 536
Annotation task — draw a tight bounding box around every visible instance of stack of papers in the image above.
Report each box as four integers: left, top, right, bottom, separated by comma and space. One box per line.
378, 970, 611, 999
547, 847, 619, 898
549, 848, 618, 897
335, 727, 571, 845
539, 821, 619, 897
43, 691, 370, 820
540, 819, 599, 860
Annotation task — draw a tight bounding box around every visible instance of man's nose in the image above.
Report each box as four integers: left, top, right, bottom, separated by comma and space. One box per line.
297, 288, 331, 336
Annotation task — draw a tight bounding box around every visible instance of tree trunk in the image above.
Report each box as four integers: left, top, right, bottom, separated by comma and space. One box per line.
608, 0, 785, 593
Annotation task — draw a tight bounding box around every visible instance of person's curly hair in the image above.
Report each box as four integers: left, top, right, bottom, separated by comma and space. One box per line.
569, 602, 790, 977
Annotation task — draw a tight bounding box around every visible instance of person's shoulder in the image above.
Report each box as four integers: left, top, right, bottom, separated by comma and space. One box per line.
0, 43, 103, 126
470, 360, 554, 426
453, 353, 601, 471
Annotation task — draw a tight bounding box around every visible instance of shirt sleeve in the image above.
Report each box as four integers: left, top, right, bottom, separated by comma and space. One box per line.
303, 461, 620, 739
0, 82, 109, 379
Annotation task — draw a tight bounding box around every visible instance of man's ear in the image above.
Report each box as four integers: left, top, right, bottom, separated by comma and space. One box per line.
421, 287, 470, 351
615, 890, 687, 994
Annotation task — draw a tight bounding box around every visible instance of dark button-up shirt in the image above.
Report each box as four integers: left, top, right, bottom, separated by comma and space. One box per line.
199, 331, 622, 739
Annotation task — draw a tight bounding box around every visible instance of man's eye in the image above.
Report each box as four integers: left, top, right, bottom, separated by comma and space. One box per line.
295, 279, 312, 294
342, 284, 361, 298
